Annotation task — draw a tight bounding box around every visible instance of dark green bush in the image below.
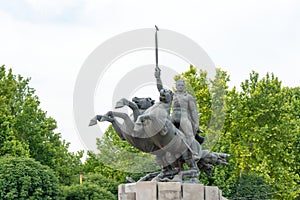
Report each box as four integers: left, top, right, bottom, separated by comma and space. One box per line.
62, 183, 115, 200
84, 173, 119, 196
0, 156, 60, 200
230, 173, 273, 199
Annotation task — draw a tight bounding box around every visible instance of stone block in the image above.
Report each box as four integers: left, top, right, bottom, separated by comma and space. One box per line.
136, 181, 157, 200
182, 183, 204, 200
119, 192, 136, 200
125, 183, 137, 193
158, 182, 181, 200
119, 184, 136, 200
205, 186, 220, 200
118, 184, 123, 200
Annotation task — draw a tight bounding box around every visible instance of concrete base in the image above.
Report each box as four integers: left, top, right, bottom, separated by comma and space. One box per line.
118, 182, 228, 200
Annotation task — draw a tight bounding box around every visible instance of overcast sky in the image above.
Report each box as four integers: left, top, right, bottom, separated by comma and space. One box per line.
0, 0, 299, 153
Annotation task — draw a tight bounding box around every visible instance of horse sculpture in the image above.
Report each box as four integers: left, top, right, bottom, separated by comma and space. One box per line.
89, 89, 229, 182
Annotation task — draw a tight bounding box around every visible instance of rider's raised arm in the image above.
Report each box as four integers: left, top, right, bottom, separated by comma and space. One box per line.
155, 67, 163, 92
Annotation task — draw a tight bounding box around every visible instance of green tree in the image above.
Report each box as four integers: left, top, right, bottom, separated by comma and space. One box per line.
288, 87, 300, 173
0, 156, 60, 200
230, 172, 273, 199
0, 65, 83, 185
0, 67, 30, 157
83, 173, 119, 196
62, 183, 115, 200
221, 72, 300, 198
178, 68, 300, 198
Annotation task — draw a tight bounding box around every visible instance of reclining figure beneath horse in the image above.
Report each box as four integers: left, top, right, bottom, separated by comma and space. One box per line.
89, 89, 229, 182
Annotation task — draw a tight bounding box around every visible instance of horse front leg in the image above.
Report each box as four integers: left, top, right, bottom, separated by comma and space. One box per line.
89, 114, 126, 140
105, 111, 135, 134
110, 116, 126, 140
89, 114, 114, 126
115, 98, 141, 121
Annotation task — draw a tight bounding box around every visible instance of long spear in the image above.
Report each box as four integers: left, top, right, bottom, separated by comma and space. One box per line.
155, 25, 160, 71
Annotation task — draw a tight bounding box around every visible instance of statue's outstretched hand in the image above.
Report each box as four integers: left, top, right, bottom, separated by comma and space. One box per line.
154, 67, 161, 78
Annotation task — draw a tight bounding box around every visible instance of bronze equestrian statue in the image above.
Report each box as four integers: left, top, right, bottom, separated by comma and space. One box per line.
89, 89, 229, 182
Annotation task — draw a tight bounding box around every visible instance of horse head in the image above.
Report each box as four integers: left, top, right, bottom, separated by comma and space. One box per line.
159, 89, 173, 104
132, 97, 155, 110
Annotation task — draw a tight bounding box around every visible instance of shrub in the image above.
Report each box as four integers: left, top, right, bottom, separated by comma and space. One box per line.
0, 156, 60, 200
230, 173, 273, 199
62, 183, 115, 200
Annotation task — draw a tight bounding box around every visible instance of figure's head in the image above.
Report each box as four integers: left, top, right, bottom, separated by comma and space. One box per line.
132, 97, 155, 110
159, 89, 173, 104
175, 80, 186, 92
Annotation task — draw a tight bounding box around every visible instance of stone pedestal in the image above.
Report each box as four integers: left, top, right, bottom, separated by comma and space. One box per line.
118, 182, 228, 200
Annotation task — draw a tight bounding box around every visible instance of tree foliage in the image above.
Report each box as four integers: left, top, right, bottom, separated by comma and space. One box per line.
179, 66, 300, 199
220, 72, 300, 199
83, 173, 119, 196
62, 183, 115, 200
230, 172, 273, 199
0, 156, 60, 200
0, 65, 83, 185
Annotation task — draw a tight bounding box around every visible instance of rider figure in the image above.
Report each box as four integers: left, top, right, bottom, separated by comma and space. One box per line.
155, 67, 203, 163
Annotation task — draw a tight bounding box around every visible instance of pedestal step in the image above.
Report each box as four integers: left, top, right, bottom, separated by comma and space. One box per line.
118, 182, 228, 200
